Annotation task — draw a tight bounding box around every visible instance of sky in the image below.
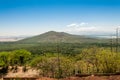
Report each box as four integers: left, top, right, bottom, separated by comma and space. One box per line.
0, 0, 120, 36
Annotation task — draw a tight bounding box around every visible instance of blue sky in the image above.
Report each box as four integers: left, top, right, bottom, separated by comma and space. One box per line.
0, 0, 120, 36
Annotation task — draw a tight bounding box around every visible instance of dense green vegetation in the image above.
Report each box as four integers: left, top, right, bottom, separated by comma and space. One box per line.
0, 46, 120, 78
0, 42, 115, 55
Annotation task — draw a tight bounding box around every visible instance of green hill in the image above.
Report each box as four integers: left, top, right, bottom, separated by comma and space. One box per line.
18, 31, 106, 43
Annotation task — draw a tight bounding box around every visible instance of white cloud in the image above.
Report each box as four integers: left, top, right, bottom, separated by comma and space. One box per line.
67, 22, 88, 28
65, 22, 116, 35
67, 23, 79, 27
79, 22, 88, 26
66, 22, 95, 32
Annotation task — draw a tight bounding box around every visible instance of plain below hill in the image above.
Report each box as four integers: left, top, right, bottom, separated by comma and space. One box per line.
17, 31, 107, 43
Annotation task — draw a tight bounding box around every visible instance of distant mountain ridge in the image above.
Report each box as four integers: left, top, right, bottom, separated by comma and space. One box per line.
18, 31, 106, 43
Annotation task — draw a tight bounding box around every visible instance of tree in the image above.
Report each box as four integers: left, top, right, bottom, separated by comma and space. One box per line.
8, 49, 31, 66
75, 47, 120, 74
30, 53, 75, 78
0, 52, 9, 73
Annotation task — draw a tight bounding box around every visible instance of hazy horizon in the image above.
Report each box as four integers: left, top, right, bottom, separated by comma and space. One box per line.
0, 0, 120, 36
